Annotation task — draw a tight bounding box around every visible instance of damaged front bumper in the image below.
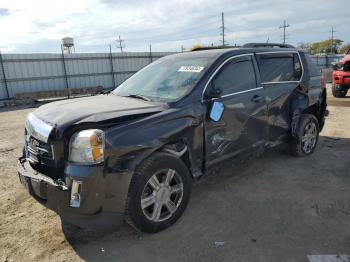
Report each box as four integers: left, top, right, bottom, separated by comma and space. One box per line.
17, 157, 125, 230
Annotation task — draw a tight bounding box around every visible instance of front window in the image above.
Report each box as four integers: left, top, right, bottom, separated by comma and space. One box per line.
212, 57, 257, 96
112, 55, 212, 102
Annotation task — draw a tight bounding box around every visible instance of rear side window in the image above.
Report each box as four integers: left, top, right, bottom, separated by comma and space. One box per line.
212, 58, 257, 96
256, 53, 302, 82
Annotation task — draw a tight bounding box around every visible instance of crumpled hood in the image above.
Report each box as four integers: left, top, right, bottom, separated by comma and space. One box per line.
33, 94, 165, 131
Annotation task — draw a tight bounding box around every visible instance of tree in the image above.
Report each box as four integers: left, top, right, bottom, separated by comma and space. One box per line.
191, 44, 202, 51
340, 44, 350, 54
309, 39, 343, 54
297, 42, 310, 52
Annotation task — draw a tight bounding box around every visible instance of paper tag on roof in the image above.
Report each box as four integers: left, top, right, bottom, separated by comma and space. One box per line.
178, 66, 204, 73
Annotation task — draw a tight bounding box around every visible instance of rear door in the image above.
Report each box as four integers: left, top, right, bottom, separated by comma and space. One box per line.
255, 51, 303, 142
204, 54, 268, 166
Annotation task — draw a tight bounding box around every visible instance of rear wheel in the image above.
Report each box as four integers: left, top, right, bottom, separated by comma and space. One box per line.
332, 84, 348, 98
125, 152, 192, 233
289, 114, 319, 157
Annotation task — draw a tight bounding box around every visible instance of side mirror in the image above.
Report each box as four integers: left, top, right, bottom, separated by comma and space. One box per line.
205, 81, 222, 100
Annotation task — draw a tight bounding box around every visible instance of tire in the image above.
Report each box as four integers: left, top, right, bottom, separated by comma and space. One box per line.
289, 114, 319, 157
125, 152, 192, 233
332, 84, 348, 98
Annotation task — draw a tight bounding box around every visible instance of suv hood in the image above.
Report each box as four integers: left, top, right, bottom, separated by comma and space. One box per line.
33, 94, 165, 131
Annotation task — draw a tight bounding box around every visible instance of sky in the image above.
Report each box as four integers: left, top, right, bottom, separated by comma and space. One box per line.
0, 0, 349, 53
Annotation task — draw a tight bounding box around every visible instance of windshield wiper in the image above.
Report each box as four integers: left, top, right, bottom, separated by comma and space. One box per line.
123, 94, 151, 101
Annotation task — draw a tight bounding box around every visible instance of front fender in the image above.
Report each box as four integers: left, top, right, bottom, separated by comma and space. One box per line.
99, 105, 204, 214
106, 107, 203, 169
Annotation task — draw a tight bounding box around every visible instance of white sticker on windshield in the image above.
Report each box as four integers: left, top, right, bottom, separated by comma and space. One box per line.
178, 66, 204, 73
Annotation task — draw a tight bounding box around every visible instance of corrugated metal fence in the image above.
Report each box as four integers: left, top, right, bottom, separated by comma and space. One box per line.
310, 54, 344, 68
0, 52, 345, 100
0, 52, 174, 100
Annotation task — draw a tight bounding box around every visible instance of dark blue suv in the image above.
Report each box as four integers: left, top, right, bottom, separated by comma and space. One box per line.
18, 43, 327, 233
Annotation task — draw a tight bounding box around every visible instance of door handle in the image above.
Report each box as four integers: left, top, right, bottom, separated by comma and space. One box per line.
251, 95, 264, 103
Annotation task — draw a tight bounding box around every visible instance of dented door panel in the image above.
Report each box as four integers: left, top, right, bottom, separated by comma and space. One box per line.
205, 88, 268, 166
263, 83, 299, 141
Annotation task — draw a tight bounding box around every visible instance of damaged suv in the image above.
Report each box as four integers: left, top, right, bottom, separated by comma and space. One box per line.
18, 43, 327, 233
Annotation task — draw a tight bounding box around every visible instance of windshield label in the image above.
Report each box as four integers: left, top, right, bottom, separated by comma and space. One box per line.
178, 66, 204, 73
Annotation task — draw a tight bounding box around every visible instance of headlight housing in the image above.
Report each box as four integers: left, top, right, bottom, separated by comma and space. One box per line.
69, 129, 104, 164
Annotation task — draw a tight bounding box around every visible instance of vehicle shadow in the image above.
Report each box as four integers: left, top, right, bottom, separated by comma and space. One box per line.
61, 135, 350, 262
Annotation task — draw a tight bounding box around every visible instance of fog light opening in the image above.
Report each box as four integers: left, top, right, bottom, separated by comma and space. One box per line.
70, 180, 82, 208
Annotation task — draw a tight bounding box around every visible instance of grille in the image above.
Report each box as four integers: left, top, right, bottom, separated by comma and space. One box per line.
24, 114, 65, 179
24, 128, 63, 179
26, 135, 53, 164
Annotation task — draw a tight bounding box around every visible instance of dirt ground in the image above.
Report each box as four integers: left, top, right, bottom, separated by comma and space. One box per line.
0, 87, 350, 262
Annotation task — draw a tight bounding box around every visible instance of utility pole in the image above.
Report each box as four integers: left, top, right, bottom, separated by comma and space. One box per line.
220, 12, 226, 47
117, 35, 125, 53
279, 20, 290, 44
330, 27, 336, 54
149, 44, 153, 63
109, 44, 116, 88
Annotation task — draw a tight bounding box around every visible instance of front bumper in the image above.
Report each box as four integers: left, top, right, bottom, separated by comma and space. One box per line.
17, 157, 125, 230
333, 74, 350, 86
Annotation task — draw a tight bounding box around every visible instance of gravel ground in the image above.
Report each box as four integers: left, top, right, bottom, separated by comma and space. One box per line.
0, 87, 350, 262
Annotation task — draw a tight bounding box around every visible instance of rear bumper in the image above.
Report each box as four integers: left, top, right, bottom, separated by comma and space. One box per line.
17, 157, 125, 230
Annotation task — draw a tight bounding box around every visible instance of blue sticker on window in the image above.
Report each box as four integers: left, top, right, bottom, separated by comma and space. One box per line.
210, 101, 224, 122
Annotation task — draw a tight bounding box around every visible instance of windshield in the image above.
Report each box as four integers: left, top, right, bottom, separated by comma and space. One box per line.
112, 55, 212, 102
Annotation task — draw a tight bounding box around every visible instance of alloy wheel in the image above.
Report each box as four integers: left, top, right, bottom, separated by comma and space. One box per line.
301, 122, 317, 154
141, 168, 183, 222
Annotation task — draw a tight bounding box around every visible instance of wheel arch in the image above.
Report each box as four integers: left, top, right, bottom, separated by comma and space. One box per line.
301, 88, 327, 131
291, 87, 327, 139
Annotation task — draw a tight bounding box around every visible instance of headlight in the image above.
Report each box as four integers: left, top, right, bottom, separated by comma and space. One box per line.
69, 129, 104, 164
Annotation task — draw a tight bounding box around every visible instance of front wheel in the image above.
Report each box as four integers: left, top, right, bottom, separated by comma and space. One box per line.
125, 152, 192, 233
289, 114, 319, 157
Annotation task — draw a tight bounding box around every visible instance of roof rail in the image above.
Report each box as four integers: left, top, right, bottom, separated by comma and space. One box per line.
242, 43, 295, 48
191, 46, 238, 51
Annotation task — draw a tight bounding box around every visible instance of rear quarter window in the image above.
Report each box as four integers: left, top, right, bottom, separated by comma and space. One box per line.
256, 53, 302, 82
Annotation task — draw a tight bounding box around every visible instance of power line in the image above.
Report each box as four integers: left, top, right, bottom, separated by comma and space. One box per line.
330, 26, 336, 54
279, 20, 290, 44
117, 35, 125, 53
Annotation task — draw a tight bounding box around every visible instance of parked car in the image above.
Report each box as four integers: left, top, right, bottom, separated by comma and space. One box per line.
18, 43, 327, 233
332, 53, 350, 97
